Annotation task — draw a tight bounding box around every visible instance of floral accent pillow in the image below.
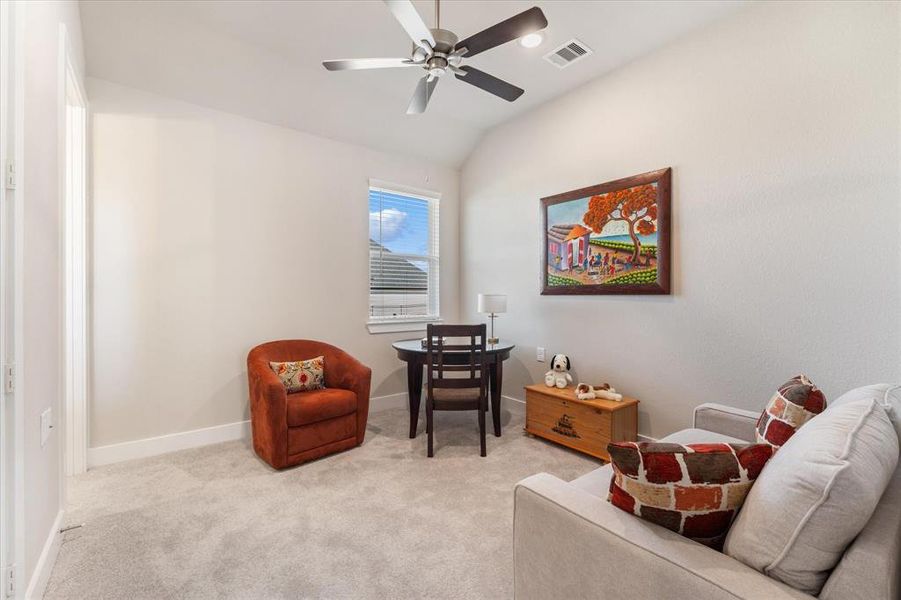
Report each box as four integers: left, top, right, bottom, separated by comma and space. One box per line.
607, 441, 774, 549
269, 356, 325, 392
756, 374, 826, 450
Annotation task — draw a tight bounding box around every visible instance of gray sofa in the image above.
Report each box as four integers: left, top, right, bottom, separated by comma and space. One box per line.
513, 402, 901, 600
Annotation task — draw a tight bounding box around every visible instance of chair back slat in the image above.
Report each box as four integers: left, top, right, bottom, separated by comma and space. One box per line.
432, 344, 478, 351
428, 324, 487, 337
432, 378, 483, 389
470, 335, 476, 380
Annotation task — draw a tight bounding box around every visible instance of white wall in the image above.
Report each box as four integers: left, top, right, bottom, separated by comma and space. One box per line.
20, 0, 85, 591
460, 1, 901, 438
88, 79, 460, 448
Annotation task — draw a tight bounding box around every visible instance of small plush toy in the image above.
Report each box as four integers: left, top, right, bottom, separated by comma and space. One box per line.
575, 382, 623, 402
544, 354, 573, 389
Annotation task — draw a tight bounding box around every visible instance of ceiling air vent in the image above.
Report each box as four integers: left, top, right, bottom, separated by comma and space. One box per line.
543, 39, 592, 69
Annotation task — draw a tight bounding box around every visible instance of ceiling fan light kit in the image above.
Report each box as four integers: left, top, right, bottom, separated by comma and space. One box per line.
322, 0, 549, 114
520, 33, 543, 48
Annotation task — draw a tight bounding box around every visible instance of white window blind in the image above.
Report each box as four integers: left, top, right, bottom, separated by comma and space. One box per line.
368, 183, 440, 324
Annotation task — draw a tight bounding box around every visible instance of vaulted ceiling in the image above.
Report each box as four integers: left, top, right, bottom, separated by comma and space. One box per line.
79, 0, 746, 167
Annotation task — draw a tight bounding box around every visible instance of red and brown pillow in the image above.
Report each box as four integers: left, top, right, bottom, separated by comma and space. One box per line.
607, 441, 773, 548
756, 374, 826, 450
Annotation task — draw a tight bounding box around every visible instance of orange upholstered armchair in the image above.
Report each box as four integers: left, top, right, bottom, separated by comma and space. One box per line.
247, 340, 372, 469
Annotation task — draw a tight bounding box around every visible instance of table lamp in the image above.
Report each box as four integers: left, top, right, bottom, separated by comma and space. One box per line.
477, 294, 507, 345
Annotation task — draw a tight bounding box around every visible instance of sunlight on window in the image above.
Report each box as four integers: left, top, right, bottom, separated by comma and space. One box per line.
368, 185, 439, 323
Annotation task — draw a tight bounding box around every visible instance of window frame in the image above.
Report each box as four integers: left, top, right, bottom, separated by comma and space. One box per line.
367, 179, 441, 334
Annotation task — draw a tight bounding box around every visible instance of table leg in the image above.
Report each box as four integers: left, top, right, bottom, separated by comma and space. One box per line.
408, 360, 423, 439
489, 359, 502, 437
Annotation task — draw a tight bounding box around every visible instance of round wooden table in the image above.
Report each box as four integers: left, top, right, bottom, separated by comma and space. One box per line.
392, 339, 515, 439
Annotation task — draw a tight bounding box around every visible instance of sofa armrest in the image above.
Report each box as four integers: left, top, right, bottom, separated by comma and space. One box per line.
514, 473, 812, 600
693, 403, 759, 442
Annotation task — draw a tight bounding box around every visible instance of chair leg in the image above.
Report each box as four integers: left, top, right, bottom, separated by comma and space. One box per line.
479, 397, 487, 457
427, 400, 434, 458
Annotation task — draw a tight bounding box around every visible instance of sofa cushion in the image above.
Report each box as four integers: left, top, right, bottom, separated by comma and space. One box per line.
829, 383, 901, 441
286, 388, 356, 426
607, 441, 774, 548
818, 466, 901, 600
724, 398, 899, 595
660, 428, 750, 446
270, 355, 325, 392
755, 374, 826, 450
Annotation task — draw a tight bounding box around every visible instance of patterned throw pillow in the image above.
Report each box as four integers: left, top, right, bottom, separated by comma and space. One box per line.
607, 441, 774, 548
756, 375, 826, 450
269, 356, 325, 392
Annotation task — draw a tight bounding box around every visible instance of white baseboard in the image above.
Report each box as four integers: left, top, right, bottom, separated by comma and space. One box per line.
502, 394, 526, 413
87, 420, 252, 468
24, 510, 63, 600
87, 392, 411, 468
369, 392, 408, 412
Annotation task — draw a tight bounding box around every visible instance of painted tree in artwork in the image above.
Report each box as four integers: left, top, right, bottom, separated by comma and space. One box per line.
583, 183, 657, 264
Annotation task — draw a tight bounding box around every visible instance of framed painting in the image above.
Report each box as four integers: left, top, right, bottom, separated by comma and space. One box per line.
540, 167, 671, 295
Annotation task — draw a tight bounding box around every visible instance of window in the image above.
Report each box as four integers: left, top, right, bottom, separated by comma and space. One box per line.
368, 181, 440, 332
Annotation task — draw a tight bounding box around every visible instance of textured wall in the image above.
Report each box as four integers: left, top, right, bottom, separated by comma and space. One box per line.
459, 1, 900, 438
89, 79, 459, 447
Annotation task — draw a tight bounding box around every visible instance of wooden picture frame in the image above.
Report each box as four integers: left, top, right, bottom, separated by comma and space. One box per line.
540, 167, 671, 295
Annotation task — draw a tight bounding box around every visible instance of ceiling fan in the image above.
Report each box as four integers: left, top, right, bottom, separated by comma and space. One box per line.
322, 0, 548, 114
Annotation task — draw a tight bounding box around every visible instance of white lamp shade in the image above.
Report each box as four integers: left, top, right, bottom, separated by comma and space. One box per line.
477, 294, 507, 314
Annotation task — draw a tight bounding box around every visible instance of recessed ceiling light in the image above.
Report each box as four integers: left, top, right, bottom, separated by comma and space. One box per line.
520, 33, 543, 48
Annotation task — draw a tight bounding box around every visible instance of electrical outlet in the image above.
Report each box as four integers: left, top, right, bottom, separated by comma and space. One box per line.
536, 347, 546, 362
40, 408, 53, 447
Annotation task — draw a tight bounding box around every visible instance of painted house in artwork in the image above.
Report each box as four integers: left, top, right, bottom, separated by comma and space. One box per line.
547, 224, 591, 270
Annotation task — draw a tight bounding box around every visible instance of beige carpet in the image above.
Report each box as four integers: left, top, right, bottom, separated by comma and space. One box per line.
44, 406, 598, 599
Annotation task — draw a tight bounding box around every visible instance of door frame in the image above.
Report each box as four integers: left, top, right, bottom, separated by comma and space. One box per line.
59, 22, 88, 477
0, 0, 27, 596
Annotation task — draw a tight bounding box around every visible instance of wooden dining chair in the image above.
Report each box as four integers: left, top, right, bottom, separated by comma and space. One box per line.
425, 323, 489, 457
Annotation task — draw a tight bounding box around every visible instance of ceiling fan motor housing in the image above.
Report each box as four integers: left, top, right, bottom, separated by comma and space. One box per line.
429, 29, 458, 55
427, 57, 447, 77
417, 29, 457, 78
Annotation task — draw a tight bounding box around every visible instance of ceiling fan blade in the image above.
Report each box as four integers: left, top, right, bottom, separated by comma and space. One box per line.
322, 58, 419, 71
455, 7, 548, 58
406, 75, 438, 114
454, 66, 524, 102
384, 0, 436, 48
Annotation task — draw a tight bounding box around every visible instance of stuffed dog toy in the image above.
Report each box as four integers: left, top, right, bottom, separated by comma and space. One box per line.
544, 354, 573, 389
575, 382, 623, 402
